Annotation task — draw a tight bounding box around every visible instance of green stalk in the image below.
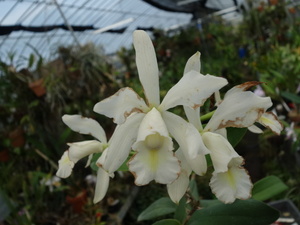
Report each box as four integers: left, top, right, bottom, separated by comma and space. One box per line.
200, 110, 215, 122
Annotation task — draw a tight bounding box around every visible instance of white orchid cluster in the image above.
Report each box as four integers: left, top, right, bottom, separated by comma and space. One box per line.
56, 30, 283, 205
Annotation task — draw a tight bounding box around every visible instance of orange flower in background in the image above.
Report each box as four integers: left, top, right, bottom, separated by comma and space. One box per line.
66, 190, 87, 213
269, 0, 278, 5
288, 7, 296, 14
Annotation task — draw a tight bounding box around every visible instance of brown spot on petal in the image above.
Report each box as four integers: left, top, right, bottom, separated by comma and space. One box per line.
192, 103, 201, 110
127, 154, 145, 186
124, 107, 144, 120
217, 108, 265, 129
96, 162, 103, 168
236, 81, 263, 91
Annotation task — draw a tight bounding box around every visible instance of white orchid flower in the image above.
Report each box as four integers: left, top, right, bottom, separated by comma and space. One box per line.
206, 82, 283, 135
56, 115, 110, 203
93, 30, 228, 187
182, 53, 283, 204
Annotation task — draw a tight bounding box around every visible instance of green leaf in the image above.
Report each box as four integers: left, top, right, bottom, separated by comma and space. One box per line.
252, 176, 288, 201
90, 153, 102, 171
189, 179, 199, 201
152, 219, 181, 225
28, 54, 35, 68
281, 91, 300, 104
269, 70, 284, 79
226, 127, 247, 147
260, 80, 276, 96
60, 128, 72, 143
117, 159, 129, 171
200, 199, 222, 208
138, 197, 177, 221
187, 199, 279, 225
174, 197, 187, 223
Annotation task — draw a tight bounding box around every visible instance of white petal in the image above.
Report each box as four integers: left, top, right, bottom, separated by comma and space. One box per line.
68, 140, 104, 163
184, 106, 202, 131
85, 154, 93, 168
98, 113, 145, 174
184, 51, 201, 74
175, 149, 192, 175
202, 132, 243, 173
162, 111, 209, 159
167, 170, 190, 204
248, 125, 263, 134
209, 166, 252, 204
132, 108, 173, 152
214, 128, 227, 138
133, 30, 160, 106
96, 148, 108, 170
56, 151, 75, 178
258, 112, 283, 135
214, 91, 222, 106
176, 148, 206, 176
224, 81, 262, 98
93, 167, 110, 203
93, 87, 148, 124
128, 148, 180, 185
205, 92, 272, 132
159, 72, 228, 111
62, 115, 107, 143
188, 153, 207, 176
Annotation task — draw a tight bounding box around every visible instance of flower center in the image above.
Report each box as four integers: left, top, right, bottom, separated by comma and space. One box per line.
145, 133, 164, 150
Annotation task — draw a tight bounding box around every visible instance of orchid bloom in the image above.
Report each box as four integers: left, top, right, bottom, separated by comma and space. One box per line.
175, 52, 283, 204
93, 30, 228, 189
56, 115, 110, 203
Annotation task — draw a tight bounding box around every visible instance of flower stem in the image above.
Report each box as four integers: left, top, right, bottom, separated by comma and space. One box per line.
200, 110, 215, 122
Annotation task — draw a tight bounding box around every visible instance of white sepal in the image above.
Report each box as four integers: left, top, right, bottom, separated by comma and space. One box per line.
184, 51, 201, 74
93, 167, 110, 203
167, 149, 191, 203
248, 125, 263, 134
159, 72, 228, 111
224, 81, 262, 98
133, 30, 160, 107
85, 154, 93, 168
167, 171, 189, 204
177, 145, 207, 177
98, 113, 145, 174
162, 111, 209, 159
68, 140, 104, 163
62, 115, 107, 143
93, 87, 148, 125
184, 106, 202, 131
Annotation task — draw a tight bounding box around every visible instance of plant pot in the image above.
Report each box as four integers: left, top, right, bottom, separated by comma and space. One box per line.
8, 127, 25, 148
28, 79, 46, 97
269, 199, 300, 224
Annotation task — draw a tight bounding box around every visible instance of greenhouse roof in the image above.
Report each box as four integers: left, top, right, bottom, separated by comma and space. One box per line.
0, 0, 244, 65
